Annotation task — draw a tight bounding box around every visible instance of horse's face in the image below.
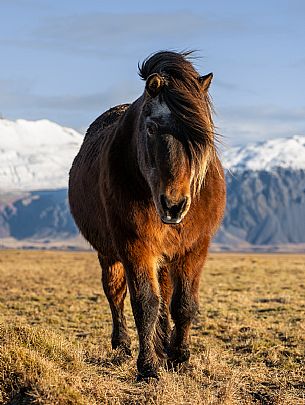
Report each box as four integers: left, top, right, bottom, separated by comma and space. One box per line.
138, 71, 214, 225
139, 83, 192, 225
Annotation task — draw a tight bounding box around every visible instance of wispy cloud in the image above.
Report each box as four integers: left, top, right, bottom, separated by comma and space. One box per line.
213, 79, 256, 94
216, 105, 305, 146
0, 77, 139, 111
219, 105, 305, 122
1, 2, 304, 145
292, 57, 305, 68
0, 76, 141, 129
0, 11, 259, 59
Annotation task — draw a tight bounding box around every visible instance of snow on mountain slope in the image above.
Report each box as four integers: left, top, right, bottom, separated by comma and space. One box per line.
0, 119, 83, 191
222, 135, 305, 172
1, 117, 305, 192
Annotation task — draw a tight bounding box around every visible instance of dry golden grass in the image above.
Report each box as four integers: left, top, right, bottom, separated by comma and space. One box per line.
0, 250, 304, 404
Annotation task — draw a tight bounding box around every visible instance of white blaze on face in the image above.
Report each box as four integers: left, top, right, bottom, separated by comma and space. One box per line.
149, 97, 171, 121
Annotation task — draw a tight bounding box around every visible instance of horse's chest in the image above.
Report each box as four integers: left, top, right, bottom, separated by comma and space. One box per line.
161, 222, 202, 257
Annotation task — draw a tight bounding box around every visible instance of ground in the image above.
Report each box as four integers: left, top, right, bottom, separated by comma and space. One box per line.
0, 250, 304, 404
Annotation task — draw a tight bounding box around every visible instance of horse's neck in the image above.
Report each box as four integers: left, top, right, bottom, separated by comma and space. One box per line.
111, 98, 149, 197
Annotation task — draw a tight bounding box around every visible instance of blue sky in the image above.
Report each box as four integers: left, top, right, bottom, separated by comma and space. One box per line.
0, 0, 304, 146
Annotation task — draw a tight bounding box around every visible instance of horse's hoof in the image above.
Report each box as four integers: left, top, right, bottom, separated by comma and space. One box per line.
166, 347, 190, 372
112, 339, 132, 357
116, 343, 132, 357
136, 370, 159, 383
166, 358, 189, 372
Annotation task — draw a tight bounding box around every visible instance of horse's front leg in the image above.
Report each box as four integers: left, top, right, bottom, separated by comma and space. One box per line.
157, 265, 172, 354
123, 254, 161, 381
168, 242, 209, 369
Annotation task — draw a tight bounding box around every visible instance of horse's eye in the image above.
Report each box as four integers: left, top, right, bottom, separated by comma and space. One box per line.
147, 122, 158, 136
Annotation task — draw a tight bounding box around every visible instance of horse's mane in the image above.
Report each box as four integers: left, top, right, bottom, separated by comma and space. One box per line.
138, 50, 216, 194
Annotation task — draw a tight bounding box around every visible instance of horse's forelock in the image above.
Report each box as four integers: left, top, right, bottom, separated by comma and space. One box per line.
139, 51, 216, 195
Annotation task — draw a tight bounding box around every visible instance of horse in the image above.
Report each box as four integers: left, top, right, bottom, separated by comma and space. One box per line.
69, 51, 226, 381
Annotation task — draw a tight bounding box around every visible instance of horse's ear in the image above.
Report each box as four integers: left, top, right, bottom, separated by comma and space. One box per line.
145, 73, 165, 98
198, 73, 213, 92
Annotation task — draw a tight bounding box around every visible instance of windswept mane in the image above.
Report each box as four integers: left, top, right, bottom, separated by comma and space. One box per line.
138, 50, 216, 194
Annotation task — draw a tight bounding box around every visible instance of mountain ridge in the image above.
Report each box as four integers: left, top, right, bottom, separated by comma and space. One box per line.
0, 118, 83, 192
222, 134, 305, 172
1, 118, 305, 192
1, 118, 304, 250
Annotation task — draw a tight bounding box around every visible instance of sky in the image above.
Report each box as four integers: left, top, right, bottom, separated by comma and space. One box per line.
0, 0, 304, 146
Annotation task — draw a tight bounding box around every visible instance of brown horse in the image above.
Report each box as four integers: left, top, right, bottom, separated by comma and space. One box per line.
69, 51, 226, 381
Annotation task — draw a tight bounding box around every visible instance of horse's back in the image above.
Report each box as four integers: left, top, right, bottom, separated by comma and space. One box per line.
69, 103, 130, 253
85, 104, 130, 141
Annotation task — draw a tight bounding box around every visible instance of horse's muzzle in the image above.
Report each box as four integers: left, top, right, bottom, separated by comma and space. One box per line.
160, 195, 188, 225
161, 215, 182, 225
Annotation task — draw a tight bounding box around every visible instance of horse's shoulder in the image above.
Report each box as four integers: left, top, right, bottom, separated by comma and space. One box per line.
85, 104, 130, 138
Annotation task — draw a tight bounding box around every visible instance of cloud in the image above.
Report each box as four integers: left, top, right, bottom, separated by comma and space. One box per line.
0, 11, 257, 60
213, 79, 256, 94
292, 57, 305, 68
2, 77, 304, 147
0, 76, 142, 130
216, 105, 305, 146
219, 105, 305, 123
0, 76, 140, 111
37, 11, 246, 44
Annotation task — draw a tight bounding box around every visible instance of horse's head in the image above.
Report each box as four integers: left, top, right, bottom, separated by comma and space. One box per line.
137, 51, 215, 225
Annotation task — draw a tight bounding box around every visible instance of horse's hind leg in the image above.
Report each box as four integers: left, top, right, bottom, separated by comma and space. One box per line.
98, 255, 131, 355
168, 241, 209, 369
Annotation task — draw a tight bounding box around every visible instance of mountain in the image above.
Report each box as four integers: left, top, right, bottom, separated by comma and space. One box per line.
214, 135, 305, 250
0, 189, 78, 240
0, 117, 304, 251
0, 118, 83, 191
0, 118, 83, 248
222, 135, 305, 172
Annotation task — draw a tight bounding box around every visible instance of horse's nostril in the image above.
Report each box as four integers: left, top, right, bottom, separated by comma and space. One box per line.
160, 195, 188, 217
160, 194, 170, 212
178, 196, 187, 212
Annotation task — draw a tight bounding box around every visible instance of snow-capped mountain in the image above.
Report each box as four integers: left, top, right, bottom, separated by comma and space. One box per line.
2, 118, 305, 191
222, 135, 305, 172
215, 135, 305, 249
0, 118, 83, 191
0, 117, 304, 250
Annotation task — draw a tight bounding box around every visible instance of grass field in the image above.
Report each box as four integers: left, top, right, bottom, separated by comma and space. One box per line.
0, 250, 304, 404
